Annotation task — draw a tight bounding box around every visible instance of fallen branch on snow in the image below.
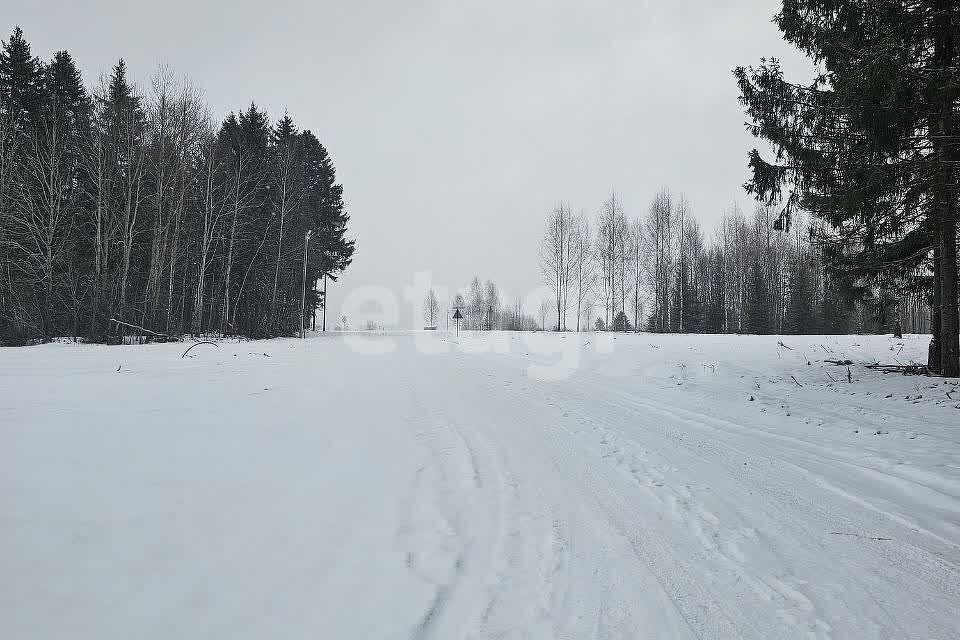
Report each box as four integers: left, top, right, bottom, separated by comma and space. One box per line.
825, 358, 928, 377
863, 362, 928, 376
109, 318, 172, 342
829, 532, 892, 542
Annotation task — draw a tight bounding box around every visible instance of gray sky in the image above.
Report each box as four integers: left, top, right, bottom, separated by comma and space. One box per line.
7, 0, 811, 323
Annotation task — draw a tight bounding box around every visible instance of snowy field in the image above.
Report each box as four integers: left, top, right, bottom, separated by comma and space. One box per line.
2, 331, 959, 639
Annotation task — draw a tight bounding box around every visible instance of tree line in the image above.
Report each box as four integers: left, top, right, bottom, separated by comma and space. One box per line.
539, 192, 900, 336
0, 27, 355, 345
422, 277, 541, 332
539, 0, 958, 379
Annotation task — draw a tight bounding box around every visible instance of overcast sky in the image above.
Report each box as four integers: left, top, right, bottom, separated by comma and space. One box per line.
7, 0, 812, 324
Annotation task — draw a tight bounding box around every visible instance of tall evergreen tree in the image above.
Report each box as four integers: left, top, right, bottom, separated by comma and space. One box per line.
98, 60, 146, 333
0, 27, 44, 342
268, 112, 301, 330
216, 103, 270, 336
0, 26, 43, 133
300, 129, 354, 325
735, 0, 960, 375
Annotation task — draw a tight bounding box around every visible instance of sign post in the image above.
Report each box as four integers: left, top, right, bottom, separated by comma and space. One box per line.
300, 230, 313, 339
452, 307, 463, 337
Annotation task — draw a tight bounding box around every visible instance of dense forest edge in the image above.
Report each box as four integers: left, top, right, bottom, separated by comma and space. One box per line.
0, 27, 355, 346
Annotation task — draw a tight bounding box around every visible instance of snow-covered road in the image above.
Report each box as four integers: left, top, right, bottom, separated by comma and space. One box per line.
3, 332, 959, 639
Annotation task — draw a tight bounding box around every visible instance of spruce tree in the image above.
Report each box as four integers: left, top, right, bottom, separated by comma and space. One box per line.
736, 1, 960, 375
300, 130, 354, 319
215, 103, 270, 336
0, 26, 43, 131
612, 310, 631, 332
0, 27, 44, 342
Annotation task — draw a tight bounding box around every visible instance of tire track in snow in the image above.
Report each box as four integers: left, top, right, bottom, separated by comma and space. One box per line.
401, 390, 511, 640
567, 378, 958, 638
610, 386, 960, 564
396, 336, 958, 638
466, 369, 729, 639
493, 371, 866, 638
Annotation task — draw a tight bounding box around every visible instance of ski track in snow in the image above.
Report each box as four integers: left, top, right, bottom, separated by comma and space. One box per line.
2, 332, 959, 639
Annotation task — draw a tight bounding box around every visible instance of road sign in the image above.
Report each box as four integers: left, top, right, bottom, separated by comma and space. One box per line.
452, 308, 463, 336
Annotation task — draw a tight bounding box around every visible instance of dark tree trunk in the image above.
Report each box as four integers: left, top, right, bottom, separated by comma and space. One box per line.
930, 245, 943, 373
940, 198, 959, 377
933, 0, 959, 377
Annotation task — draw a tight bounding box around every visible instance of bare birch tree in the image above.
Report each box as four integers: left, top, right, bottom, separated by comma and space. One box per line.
423, 288, 439, 328
571, 211, 595, 331
540, 203, 576, 331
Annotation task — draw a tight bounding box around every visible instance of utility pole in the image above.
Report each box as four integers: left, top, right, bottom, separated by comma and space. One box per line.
301, 230, 313, 339
322, 274, 327, 331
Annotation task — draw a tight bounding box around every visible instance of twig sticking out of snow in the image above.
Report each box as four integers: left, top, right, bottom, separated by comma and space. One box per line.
778, 340, 794, 350
182, 341, 219, 358
790, 375, 803, 387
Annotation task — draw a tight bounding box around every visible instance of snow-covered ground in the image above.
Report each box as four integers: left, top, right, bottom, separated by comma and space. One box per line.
2, 332, 959, 639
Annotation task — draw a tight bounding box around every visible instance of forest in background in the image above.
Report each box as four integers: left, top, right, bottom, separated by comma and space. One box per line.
538, 194, 920, 337
0, 27, 355, 345
537, 0, 958, 378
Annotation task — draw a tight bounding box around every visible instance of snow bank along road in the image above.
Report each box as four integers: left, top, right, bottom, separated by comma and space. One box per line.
2, 332, 959, 639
